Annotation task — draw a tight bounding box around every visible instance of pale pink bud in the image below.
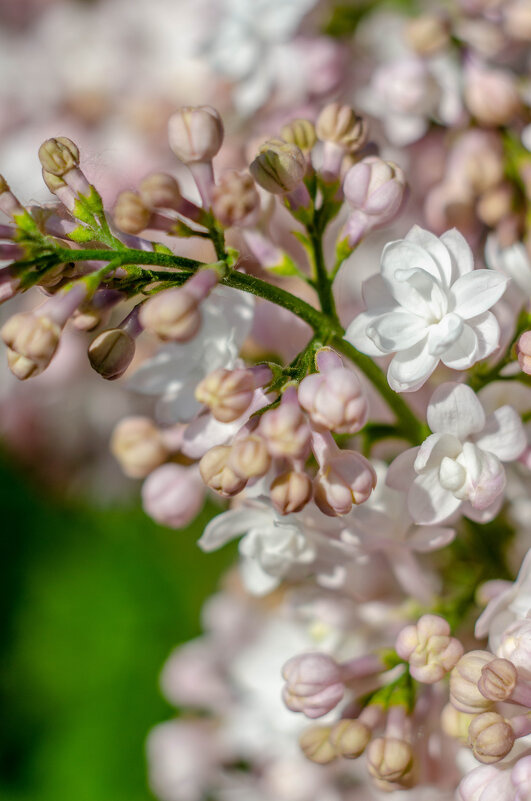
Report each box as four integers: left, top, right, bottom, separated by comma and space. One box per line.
228, 435, 271, 479
517, 331, 531, 375
468, 712, 515, 764
270, 471, 312, 515
88, 328, 135, 380
504, 1, 531, 42
478, 658, 517, 702
343, 157, 407, 246
464, 62, 521, 127
142, 463, 204, 529
280, 119, 317, 153
498, 617, 531, 681
366, 737, 413, 783
139, 173, 182, 210
0, 175, 24, 219
282, 652, 344, 718
329, 718, 371, 758
250, 139, 306, 195
441, 703, 476, 743
211, 171, 260, 227
199, 445, 246, 497
110, 416, 168, 478
140, 270, 218, 343
312, 432, 376, 516
395, 614, 464, 683
113, 191, 152, 234
2, 312, 61, 376
168, 106, 224, 164
38, 137, 80, 177
450, 651, 495, 713
259, 399, 311, 460
298, 726, 336, 764
298, 367, 368, 435
512, 756, 531, 801
195, 368, 255, 422
316, 103, 368, 151
404, 13, 450, 55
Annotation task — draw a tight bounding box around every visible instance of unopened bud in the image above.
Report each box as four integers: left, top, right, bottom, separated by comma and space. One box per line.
316, 103, 368, 152
228, 435, 271, 479
211, 171, 260, 227
299, 726, 336, 765
404, 14, 450, 55
464, 62, 521, 127
259, 400, 311, 460
517, 331, 531, 375
478, 658, 517, 702
2, 312, 60, 376
139, 173, 182, 210
142, 463, 204, 529
113, 191, 152, 234
468, 712, 515, 764
38, 137, 80, 176
313, 450, 376, 516
329, 719, 371, 758
282, 652, 344, 718
250, 139, 306, 195
366, 737, 413, 783
280, 119, 317, 153
140, 271, 218, 343
395, 614, 464, 684
343, 157, 407, 246
298, 366, 368, 434
440, 703, 476, 743
195, 368, 255, 422
477, 183, 513, 227
168, 106, 224, 163
450, 651, 495, 713
88, 328, 135, 380
6, 348, 41, 380
110, 416, 168, 478
270, 471, 312, 515
199, 445, 246, 497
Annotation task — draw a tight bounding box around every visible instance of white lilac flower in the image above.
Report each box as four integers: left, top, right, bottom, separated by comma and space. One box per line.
485, 233, 531, 298
128, 286, 254, 423
475, 549, 531, 651
387, 382, 525, 526
345, 226, 509, 392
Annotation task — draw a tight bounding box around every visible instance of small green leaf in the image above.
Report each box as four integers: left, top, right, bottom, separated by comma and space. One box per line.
67, 225, 97, 244
268, 253, 301, 277
153, 242, 173, 255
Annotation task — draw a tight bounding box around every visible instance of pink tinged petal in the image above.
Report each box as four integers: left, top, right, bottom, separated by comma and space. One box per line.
440, 228, 475, 282
459, 443, 506, 510
469, 311, 501, 362
461, 495, 503, 524
474, 406, 526, 461
407, 525, 456, 552
364, 181, 404, 216
198, 508, 270, 551
440, 323, 479, 370
450, 270, 509, 319
427, 313, 464, 356
414, 432, 462, 473
408, 471, 462, 525
344, 311, 387, 357
386, 447, 419, 491
427, 382, 486, 439
367, 310, 428, 352
405, 224, 454, 286
476, 549, 531, 639
387, 339, 439, 393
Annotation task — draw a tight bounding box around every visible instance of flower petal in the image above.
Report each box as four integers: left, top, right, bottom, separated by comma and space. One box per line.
408, 471, 462, 525
414, 432, 462, 472
387, 339, 438, 393
439, 323, 478, 370
427, 382, 486, 440
344, 311, 387, 357
367, 310, 428, 352
198, 507, 270, 552
440, 228, 474, 281
386, 447, 419, 492
407, 525, 456, 552
474, 406, 526, 461
469, 311, 500, 362
427, 313, 464, 356
450, 270, 508, 319
405, 225, 453, 286
381, 239, 442, 290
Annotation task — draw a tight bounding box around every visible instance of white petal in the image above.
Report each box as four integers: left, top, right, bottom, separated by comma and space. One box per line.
344, 311, 387, 357
198, 507, 270, 552
387, 339, 438, 393
386, 447, 419, 492
414, 432, 462, 473
450, 270, 508, 319
427, 313, 464, 356
381, 239, 442, 289
239, 555, 280, 596
474, 406, 526, 461
440, 228, 474, 281
367, 310, 428, 352
427, 382, 486, 439
439, 323, 478, 370
362, 273, 398, 309
407, 525, 456, 552
405, 225, 453, 286
408, 471, 462, 525
469, 311, 501, 362
461, 495, 503, 524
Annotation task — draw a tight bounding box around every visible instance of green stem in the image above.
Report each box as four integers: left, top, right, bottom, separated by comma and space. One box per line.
308, 224, 337, 321
56, 247, 202, 272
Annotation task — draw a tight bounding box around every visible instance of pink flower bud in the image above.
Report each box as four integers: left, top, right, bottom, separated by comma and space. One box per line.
2, 311, 61, 377
464, 62, 521, 127
517, 331, 531, 375
329, 718, 371, 758
478, 658, 517, 702
316, 103, 368, 152
404, 13, 450, 55
395, 614, 464, 683
259, 396, 311, 460
168, 106, 224, 164
228, 435, 271, 479
270, 471, 313, 515
211, 171, 260, 227
38, 137, 80, 177
142, 463, 204, 529
250, 139, 306, 195
312, 432, 376, 516
298, 366, 368, 435
342, 157, 407, 246
195, 368, 255, 423
199, 445, 246, 497
450, 651, 495, 713
468, 712, 515, 764
88, 328, 135, 380
111, 416, 169, 478
366, 737, 413, 784
139, 173, 182, 210
298, 725, 336, 764
113, 191, 152, 235
140, 270, 218, 343
282, 652, 344, 718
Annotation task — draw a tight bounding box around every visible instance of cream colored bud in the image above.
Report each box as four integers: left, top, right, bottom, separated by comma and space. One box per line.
38, 137, 80, 176
316, 103, 368, 152
280, 119, 317, 153
478, 658, 517, 702
88, 328, 135, 380
228, 435, 271, 479
6, 348, 41, 380
168, 106, 224, 163
110, 416, 168, 479
404, 14, 450, 55
270, 471, 312, 515
450, 651, 495, 713
195, 368, 255, 423
42, 169, 67, 193
366, 737, 413, 783
139, 173, 182, 209
468, 712, 515, 764
113, 191, 152, 234
440, 703, 476, 743
199, 446, 246, 497
250, 139, 306, 194
329, 719, 371, 759
1, 312, 60, 370
139, 289, 201, 343
299, 725, 336, 765
477, 183, 514, 227
211, 171, 260, 227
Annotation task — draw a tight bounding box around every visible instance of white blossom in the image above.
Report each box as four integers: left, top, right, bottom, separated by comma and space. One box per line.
345, 226, 509, 392
485, 234, 531, 298
475, 549, 531, 651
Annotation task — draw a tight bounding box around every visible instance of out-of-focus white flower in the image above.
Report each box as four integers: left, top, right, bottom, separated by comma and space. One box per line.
129, 287, 254, 423
345, 226, 508, 392
387, 382, 525, 525
485, 234, 531, 298
476, 549, 531, 651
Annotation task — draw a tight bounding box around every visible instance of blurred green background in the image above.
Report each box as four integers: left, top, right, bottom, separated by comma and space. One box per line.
0, 451, 234, 801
